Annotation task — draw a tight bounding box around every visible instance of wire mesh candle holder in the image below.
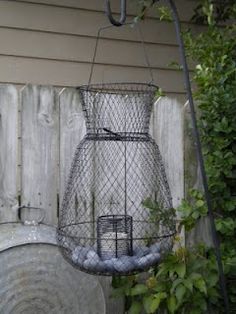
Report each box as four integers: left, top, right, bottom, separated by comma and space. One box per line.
97, 215, 133, 260
57, 83, 176, 275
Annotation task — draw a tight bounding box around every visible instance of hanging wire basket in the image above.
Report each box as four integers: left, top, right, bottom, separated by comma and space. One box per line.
57, 83, 176, 275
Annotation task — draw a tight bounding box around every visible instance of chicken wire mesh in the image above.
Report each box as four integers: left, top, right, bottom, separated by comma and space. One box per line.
57, 83, 176, 275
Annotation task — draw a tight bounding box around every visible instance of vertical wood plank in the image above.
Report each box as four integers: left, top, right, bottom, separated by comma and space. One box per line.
151, 97, 184, 210
59, 88, 86, 199
21, 85, 58, 225
183, 102, 213, 247
0, 85, 19, 222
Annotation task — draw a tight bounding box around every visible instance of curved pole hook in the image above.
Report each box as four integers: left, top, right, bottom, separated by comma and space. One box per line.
105, 0, 126, 27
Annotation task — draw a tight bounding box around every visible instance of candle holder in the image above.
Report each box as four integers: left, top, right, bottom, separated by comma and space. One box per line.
97, 215, 133, 260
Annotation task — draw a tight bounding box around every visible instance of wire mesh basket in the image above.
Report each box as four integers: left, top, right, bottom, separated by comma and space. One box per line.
57, 83, 176, 275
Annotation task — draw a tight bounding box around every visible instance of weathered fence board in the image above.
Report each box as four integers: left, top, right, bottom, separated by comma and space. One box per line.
0, 85, 19, 222
59, 88, 86, 199
21, 85, 59, 225
183, 102, 213, 247
151, 97, 184, 209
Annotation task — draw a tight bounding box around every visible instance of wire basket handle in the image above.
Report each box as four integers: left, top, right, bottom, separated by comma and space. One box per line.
88, 23, 154, 86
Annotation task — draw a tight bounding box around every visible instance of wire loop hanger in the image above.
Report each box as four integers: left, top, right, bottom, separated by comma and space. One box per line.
88, 23, 154, 86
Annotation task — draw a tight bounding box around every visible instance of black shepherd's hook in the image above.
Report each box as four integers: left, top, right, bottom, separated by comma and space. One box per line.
105, 0, 126, 26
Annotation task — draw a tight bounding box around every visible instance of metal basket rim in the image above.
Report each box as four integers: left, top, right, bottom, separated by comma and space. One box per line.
57, 227, 176, 242
77, 82, 159, 94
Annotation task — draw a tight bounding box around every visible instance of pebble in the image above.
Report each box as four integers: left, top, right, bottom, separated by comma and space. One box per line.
86, 250, 100, 261
149, 242, 161, 253
71, 244, 162, 273
103, 258, 117, 272
135, 253, 161, 269
133, 246, 150, 257
83, 259, 106, 272
113, 255, 136, 272
71, 246, 94, 264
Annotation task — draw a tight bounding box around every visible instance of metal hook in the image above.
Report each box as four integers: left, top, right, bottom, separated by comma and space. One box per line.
105, 0, 126, 27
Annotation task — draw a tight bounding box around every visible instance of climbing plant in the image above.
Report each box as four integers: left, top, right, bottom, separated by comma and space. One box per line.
112, 198, 220, 314
184, 2, 236, 311
112, 0, 236, 313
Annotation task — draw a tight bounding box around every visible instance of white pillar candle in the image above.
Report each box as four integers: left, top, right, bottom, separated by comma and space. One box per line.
100, 232, 129, 259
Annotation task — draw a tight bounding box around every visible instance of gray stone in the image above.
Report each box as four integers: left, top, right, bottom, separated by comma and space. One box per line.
83, 259, 106, 272
133, 246, 150, 257
71, 249, 80, 264
113, 255, 136, 272
86, 250, 100, 261
71, 246, 91, 264
135, 253, 161, 269
103, 259, 116, 272
149, 242, 161, 253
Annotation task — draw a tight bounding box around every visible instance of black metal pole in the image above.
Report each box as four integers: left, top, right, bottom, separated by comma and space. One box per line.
166, 0, 229, 312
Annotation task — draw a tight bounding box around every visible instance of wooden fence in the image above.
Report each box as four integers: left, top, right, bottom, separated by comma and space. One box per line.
0, 84, 185, 225
0, 83, 212, 312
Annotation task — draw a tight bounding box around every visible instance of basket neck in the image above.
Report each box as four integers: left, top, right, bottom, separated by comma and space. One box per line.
79, 85, 156, 134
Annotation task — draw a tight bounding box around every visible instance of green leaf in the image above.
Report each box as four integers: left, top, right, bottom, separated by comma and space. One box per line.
176, 284, 186, 304
155, 88, 165, 98
128, 301, 142, 314
143, 296, 153, 314
195, 199, 205, 208
149, 296, 161, 313
192, 211, 200, 219
206, 272, 219, 288
167, 295, 177, 313
194, 278, 207, 295
157, 292, 167, 300
183, 278, 193, 293
151, 292, 167, 313
175, 264, 186, 278
171, 278, 183, 293
189, 273, 202, 281
189, 309, 202, 314
130, 284, 148, 296
142, 198, 157, 210
156, 6, 172, 22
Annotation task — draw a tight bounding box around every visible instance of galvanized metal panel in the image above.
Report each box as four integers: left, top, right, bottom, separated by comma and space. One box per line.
0, 223, 106, 314
0, 84, 19, 222
21, 85, 59, 225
